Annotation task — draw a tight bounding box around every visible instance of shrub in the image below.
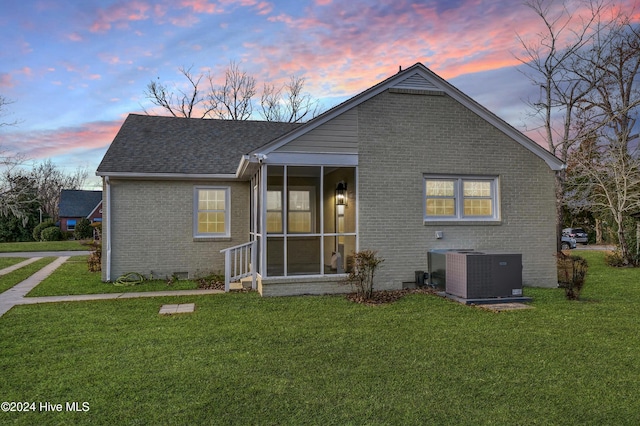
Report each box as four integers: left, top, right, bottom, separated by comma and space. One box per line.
557, 252, 588, 300
342, 250, 384, 301
33, 220, 55, 241
87, 241, 101, 272
40, 226, 63, 242
604, 249, 627, 267
74, 218, 93, 240
92, 222, 102, 240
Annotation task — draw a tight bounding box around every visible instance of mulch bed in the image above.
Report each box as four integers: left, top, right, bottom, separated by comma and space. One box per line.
197, 277, 225, 291
346, 287, 439, 305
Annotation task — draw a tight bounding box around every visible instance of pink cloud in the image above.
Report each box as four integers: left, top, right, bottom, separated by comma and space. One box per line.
90, 1, 151, 33
255, 2, 273, 15
180, 0, 220, 14
1, 121, 123, 160
254, 0, 633, 98
67, 32, 83, 42
0, 73, 15, 88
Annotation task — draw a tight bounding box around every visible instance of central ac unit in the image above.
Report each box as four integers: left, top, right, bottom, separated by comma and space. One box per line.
445, 251, 522, 299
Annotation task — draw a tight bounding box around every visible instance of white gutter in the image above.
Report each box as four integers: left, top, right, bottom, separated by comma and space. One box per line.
95, 172, 237, 180
105, 176, 111, 282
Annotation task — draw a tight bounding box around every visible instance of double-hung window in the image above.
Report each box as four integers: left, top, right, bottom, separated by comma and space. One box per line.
194, 187, 230, 237
424, 176, 499, 221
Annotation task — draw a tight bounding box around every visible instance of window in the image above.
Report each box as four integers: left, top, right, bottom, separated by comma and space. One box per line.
194, 187, 230, 237
424, 176, 499, 221
266, 188, 315, 234
67, 219, 77, 231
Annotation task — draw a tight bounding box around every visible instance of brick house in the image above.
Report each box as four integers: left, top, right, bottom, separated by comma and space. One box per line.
58, 189, 103, 233
96, 63, 563, 296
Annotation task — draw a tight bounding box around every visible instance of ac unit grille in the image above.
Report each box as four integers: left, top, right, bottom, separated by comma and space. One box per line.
445, 252, 522, 299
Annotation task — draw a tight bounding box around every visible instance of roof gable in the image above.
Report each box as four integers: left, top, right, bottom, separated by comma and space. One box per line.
254, 63, 564, 171
59, 190, 103, 218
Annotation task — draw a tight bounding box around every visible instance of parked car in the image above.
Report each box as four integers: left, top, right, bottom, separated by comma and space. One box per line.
562, 227, 588, 244
561, 235, 577, 250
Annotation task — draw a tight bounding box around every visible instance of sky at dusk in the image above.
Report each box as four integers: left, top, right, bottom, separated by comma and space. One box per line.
1, 0, 639, 188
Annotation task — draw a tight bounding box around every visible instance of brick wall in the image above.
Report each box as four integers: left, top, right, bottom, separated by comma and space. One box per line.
357, 90, 558, 289
103, 179, 249, 281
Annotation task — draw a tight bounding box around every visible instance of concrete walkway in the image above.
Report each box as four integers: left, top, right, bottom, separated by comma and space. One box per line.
0, 255, 224, 318
0, 257, 43, 276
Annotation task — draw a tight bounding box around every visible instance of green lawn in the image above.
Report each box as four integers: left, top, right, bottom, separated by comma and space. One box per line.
25, 256, 200, 297
0, 240, 89, 253
1, 251, 639, 425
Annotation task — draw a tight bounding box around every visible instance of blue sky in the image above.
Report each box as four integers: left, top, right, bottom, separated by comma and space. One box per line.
1, 0, 638, 188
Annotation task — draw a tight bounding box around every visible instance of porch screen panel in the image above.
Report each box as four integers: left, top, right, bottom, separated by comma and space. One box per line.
287, 236, 321, 275
267, 166, 284, 234
266, 237, 284, 276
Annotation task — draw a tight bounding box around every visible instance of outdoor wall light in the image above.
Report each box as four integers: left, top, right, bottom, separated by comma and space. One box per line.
335, 181, 347, 206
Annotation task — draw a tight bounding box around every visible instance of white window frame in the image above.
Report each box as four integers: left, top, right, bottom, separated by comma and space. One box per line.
423, 175, 500, 222
194, 186, 231, 238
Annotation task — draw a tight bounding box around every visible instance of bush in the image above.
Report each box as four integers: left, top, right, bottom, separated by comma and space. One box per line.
604, 249, 627, 267
87, 241, 102, 272
74, 218, 93, 240
41, 226, 63, 242
33, 220, 55, 241
557, 252, 588, 300
341, 250, 384, 301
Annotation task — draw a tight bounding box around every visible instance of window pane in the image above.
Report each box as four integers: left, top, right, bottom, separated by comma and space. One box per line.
289, 190, 310, 211
289, 212, 311, 233
267, 212, 282, 233
464, 199, 492, 216
426, 180, 454, 196
198, 212, 225, 233
198, 189, 225, 210
463, 181, 491, 197
426, 199, 455, 216
267, 191, 281, 210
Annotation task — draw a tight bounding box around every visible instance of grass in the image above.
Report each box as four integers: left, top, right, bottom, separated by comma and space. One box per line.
26, 256, 200, 297
0, 240, 89, 253
1, 250, 639, 424
0, 257, 27, 270
0, 258, 56, 294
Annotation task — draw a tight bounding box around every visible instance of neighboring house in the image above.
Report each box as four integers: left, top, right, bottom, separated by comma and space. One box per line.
97, 63, 563, 296
58, 189, 103, 232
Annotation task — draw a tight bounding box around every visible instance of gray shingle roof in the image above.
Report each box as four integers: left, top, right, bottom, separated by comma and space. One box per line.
59, 190, 102, 217
97, 114, 301, 175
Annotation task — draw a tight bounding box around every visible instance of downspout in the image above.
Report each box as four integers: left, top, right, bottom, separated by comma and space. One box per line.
105, 176, 112, 281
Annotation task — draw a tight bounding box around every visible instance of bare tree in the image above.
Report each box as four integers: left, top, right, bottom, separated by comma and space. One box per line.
517, 0, 614, 249
0, 95, 19, 128
0, 154, 36, 226
31, 159, 88, 221
145, 62, 320, 122
144, 66, 215, 118
566, 19, 640, 263
260, 76, 321, 123
208, 61, 256, 120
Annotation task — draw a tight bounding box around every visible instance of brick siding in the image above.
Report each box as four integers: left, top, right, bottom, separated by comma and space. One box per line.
357, 90, 557, 289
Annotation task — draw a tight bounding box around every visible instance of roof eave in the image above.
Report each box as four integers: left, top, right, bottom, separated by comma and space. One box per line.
95, 171, 239, 180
